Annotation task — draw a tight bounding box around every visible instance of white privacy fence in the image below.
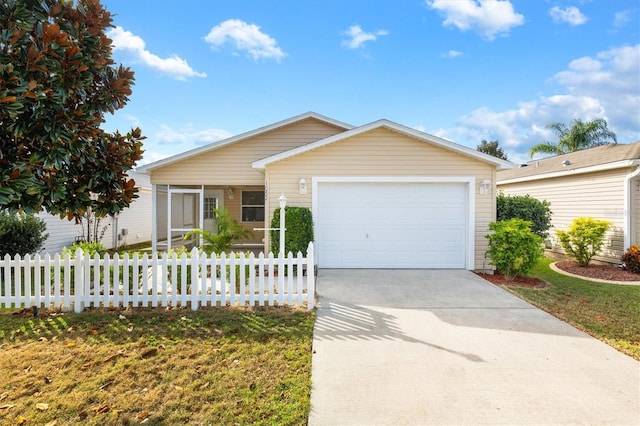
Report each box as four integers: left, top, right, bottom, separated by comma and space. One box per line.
0, 243, 315, 312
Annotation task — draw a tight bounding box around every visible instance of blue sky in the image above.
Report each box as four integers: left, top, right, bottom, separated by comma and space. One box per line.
100, 0, 639, 165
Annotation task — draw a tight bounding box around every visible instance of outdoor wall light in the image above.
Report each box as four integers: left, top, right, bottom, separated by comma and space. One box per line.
227, 187, 235, 199
479, 179, 491, 195
298, 178, 307, 194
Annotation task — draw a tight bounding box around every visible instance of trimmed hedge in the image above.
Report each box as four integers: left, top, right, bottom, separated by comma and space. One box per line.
497, 192, 552, 239
270, 207, 314, 256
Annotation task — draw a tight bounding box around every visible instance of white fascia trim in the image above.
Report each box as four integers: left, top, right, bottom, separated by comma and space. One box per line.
624, 165, 640, 249
253, 119, 514, 170
138, 112, 354, 173
498, 159, 640, 185
311, 176, 476, 270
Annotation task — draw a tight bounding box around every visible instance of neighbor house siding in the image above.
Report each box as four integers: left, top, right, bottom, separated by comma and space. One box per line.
498, 167, 634, 263
149, 119, 346, 185
264, 128, 495, 269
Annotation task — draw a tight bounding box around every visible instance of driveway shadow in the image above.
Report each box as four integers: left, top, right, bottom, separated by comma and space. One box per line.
314, 297, 485, 363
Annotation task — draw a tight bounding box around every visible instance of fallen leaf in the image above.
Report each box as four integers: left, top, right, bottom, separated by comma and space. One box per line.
0, 392, 8, 401
44, 420, 57, 426
24, 365, 32, 373
595, 315, 606, 322
103, 353, 120, 363
17, 416, 27, 424
119, 314, 126, 320
38, 337, 48, 342
36, 402, 49, 410
0, 404, 15, 410
66, 342, 76, 348
44, 377, 52, 384
93, 405, 110, 414
140, 348, 157, 359
78, 410, 88, 420
99, 380, 114, 390
127, 326, 134, 332
137, 411, 151, 421
173, 385, 183, 391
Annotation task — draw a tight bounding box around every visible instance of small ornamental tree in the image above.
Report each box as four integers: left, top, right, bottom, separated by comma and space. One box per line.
497, 192, 552, 239
556, 217, 612, 267
184, 208, 250, 255
621, 245, 640, 274
0, 211, 48, 256
486, 219, 543, 281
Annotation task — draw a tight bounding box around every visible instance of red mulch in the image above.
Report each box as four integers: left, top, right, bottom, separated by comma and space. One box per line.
477, 260, 640, 287
476, 272, 546, 288
554, 260, 640, 282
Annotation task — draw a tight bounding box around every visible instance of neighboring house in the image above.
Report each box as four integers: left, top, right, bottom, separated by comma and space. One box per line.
497, 142, 640, 265
137, 112, 513, 270
37, 171, 152, 254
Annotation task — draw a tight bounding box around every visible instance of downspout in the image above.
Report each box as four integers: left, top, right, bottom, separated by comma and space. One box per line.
623, 161, 640, 250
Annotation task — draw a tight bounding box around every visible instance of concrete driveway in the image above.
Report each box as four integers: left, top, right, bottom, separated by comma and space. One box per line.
309, 269, 640, 425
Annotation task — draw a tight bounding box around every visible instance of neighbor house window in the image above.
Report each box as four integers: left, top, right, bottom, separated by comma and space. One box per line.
242, 191, 265, 222
203, 196, 218, 220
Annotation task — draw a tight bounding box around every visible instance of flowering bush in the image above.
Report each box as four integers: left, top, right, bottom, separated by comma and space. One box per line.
621, 245, 640, 274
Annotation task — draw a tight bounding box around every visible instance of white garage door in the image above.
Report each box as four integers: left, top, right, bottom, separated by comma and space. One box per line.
316, 182, 468, 268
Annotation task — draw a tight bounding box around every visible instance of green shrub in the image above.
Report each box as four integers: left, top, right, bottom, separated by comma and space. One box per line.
621, 245, 640, 274
556, 217, 612, 267
270, 207, 314, 255
497, 192, 553, 239
62, 241, 107, 258
486, 219, 543, 281
0, 211, 48, 256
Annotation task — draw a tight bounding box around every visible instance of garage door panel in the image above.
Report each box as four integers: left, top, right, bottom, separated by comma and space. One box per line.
317, 182, 468, 268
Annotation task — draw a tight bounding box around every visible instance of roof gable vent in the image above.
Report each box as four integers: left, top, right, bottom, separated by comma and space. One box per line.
562, 160, 571, 166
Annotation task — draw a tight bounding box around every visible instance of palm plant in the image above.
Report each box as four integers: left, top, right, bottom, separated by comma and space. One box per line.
184, 207, 251, 255
528, 118, 617, 158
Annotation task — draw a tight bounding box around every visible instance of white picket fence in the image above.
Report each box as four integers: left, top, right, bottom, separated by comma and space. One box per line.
0, 243, 315, 312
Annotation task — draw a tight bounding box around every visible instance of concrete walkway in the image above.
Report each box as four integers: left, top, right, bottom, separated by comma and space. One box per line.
309, 269, 640, 425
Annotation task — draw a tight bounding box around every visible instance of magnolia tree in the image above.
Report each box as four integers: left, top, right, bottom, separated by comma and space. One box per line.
0, 0, 144, 224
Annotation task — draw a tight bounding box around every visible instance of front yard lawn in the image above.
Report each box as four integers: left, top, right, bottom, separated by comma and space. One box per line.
0, 307, 314, 425
505, 258, 640, 360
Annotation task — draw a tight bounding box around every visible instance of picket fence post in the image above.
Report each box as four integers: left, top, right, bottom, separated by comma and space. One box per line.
73, 249, 84, 313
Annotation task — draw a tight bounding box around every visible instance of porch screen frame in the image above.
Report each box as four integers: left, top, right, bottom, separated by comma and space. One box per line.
165, 186, 204, 252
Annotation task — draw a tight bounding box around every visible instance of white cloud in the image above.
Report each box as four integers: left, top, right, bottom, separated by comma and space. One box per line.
443, 50, 463, 58
613, 10, 633, 28
342, 25, 389, 49
154, 124, 233, 146
107, 27, 206, 80
427, 0, 524, 40
429, 44, 639, 161
549, 6, 588, 26
138, 151, 171, 167
204, 19, 286, 62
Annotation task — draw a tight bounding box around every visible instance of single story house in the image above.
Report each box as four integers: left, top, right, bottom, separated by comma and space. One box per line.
497, 142, 640, 264
137, 112, 513, 270
37, 171, 153, 254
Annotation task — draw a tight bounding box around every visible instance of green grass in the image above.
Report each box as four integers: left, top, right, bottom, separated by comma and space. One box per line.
506, 258, 640, 360
0, 307, 315, 425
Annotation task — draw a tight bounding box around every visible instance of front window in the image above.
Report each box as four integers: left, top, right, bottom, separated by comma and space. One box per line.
242, 191, 265, 222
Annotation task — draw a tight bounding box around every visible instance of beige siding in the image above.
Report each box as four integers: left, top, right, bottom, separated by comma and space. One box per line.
149, 118, 345, 186
265, 128, 496, 269
499, 167, 635, 263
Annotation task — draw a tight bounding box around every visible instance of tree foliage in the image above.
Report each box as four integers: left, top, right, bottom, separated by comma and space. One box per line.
497, 192, 553, 239
556, 217, 612, 267
528, 118, 617, 158
476, 139, 508, 160
0, 211, 48, 256
486, 219, 543, 281
0, 0, 144, 219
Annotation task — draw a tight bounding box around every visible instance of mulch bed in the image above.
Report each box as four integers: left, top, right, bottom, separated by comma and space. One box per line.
554, 260, 640, 282
477, 260, 640, 287
476, 272, 546, 288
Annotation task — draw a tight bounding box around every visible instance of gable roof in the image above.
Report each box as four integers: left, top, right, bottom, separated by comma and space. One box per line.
252, 119, 514, 170
137, 112, 353, 173
497, 142, 640, 184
